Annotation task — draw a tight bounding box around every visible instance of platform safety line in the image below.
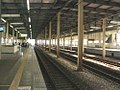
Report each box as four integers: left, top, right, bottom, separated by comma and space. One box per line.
0, 85, 10, 86
8, 49, 28, 90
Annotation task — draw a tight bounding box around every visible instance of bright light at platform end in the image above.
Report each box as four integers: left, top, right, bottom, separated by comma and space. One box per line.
27, 38, 35, 46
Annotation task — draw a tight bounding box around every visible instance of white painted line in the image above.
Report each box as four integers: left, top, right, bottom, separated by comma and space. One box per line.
0, 85, 10, 86
18, 86, 31, 90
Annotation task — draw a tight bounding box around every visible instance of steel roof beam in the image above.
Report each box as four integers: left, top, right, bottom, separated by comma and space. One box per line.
84, 0, 120, 7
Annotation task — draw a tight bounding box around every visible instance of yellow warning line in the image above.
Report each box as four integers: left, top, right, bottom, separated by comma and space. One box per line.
0, 85, 10, 86
8, 49, 28, 90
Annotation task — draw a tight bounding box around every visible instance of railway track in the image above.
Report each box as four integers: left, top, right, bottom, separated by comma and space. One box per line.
84, 54, 120, 67
58, 50, 120, 84
57, 48, 120, 67
34, 46, 80, 90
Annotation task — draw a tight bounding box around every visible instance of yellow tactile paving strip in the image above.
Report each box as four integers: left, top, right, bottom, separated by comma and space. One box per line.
8, 49, 28, 90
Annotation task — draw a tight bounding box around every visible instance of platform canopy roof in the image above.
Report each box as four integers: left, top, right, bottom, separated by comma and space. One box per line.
1, 0, 120, 39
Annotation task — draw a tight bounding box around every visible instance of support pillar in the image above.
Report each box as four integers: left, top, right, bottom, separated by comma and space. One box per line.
87, 34, 89, 47
99, 32, 101, 47
49, 21, 52, 52
54, 36, 56, 46
52, 35, 54, 47
12, 28, 15, 44
0, 32, 1, 60
57, 12, 60, 58
0, 0, 1, 59
45, 27, 47, 50
77, 0, 84, 70
92, 33, 94, 47
60, 35, 62, 47
93, 33, 95, 47
6, 22, 9, 44
16, 31, 18, 43
70, 29, 72, 51
68, 37, 69, 46
63, 33, 65, 49
102, 18, 106, 59
3, 28, 5, 44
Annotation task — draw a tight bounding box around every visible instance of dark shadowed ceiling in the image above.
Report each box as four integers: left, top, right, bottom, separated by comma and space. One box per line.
1, 0, 120, 39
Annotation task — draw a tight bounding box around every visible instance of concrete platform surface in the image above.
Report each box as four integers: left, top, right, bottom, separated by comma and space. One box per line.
0, 47, 47, 90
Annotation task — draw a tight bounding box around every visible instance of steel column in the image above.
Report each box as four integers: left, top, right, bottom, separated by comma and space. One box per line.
45, 27, 47, 50
70, 29, 72, 51
77, 0, 84, 70
6, 22, 9, 44
99, 32, 101, 47
0, 0, 1, 59
49, 21, 52, 52
102, 18, 106, 59
63, 33, 65, 49
55, 36, 56, 46
12, 28, 15, 44
87, 34, 89, 47
16, 31, 18, 42
52, 35, 54, 47
57, 12, 61, 58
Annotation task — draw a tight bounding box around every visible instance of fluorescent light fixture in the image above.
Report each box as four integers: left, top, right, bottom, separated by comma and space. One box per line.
29, 17, 31, 22
43, 0, 53, 3
15, 29, 17, 31
1, 14, 20, 17
10, 25, 13, 28
110, 21, 120, 25
70, 8, 77, 11
16, 27, 25, 29
90, 26, 101, 29
11, 22, 24, 25
107, 25, 114, 28
1, 18, 6, 23
27, 0, 30, 11
89, 29, 94, 31
30, 29, 32, 31
29, 25, 31, 28
117, 27, 120, 29
30, 31, 32, 39
21, 34, 27, 37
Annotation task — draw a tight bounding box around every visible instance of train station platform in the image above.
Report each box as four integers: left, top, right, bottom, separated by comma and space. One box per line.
0, 46, 47, 90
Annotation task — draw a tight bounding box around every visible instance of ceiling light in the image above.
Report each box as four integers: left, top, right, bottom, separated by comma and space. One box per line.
16, 27, 25, 29
89, 29, 94, 31
70, 8, 77, 11
90, 26, 101, 29
110, 21, 120, 25
1, 18, 6, 23
15, 29, 17, 31
1, 14, 20, 17
10, 25, 13, 28
29, 25, 31, 28
43, 0, 51, 3
107, 25, 114, 28
27, 0, 30, 11
21, 34, 27, 37
11, 23, 24, 25
29, 17, 31, 22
